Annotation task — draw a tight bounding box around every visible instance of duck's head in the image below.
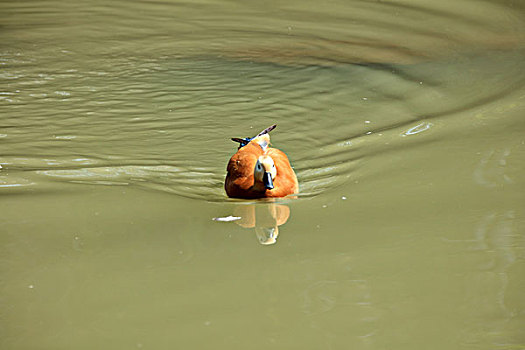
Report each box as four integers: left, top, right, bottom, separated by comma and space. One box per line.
254, 155, 276, 190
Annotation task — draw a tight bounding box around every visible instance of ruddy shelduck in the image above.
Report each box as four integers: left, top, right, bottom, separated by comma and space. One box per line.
225, 125, 298, 199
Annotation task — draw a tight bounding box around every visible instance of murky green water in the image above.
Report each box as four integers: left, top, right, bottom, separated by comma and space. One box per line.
1, 0, 524, 349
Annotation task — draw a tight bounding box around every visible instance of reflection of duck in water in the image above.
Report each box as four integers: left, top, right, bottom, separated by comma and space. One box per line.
233, 203, 290, 245
225, 125, 298, 199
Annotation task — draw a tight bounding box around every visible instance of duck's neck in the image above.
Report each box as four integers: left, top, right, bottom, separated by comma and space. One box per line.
252, 180, 267, 193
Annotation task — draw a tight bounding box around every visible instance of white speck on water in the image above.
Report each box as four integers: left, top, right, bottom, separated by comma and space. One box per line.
342, 196, 347, 200
362, 97, 368, 100
366, 131, 372, 135
364, 120, 371, 124
213, 216, 241, 222
28, 285, 34, 289
322, 204, 327, 208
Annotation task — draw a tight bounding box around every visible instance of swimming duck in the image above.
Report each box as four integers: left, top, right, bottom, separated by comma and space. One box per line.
225, 125, 298, 199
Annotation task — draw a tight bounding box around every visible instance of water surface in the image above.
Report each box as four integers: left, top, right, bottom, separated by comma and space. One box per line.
1, 0, 524, 349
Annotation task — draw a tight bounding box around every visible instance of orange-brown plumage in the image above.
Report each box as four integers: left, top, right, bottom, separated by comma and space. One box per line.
225, 126, 298, 199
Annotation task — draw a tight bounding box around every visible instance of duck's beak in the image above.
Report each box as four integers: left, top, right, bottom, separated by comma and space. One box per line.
263, 172, 274, 190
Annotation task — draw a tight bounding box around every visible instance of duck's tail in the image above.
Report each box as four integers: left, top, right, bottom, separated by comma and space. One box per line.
231, 124, 276, 149
256, 124, 276, 137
